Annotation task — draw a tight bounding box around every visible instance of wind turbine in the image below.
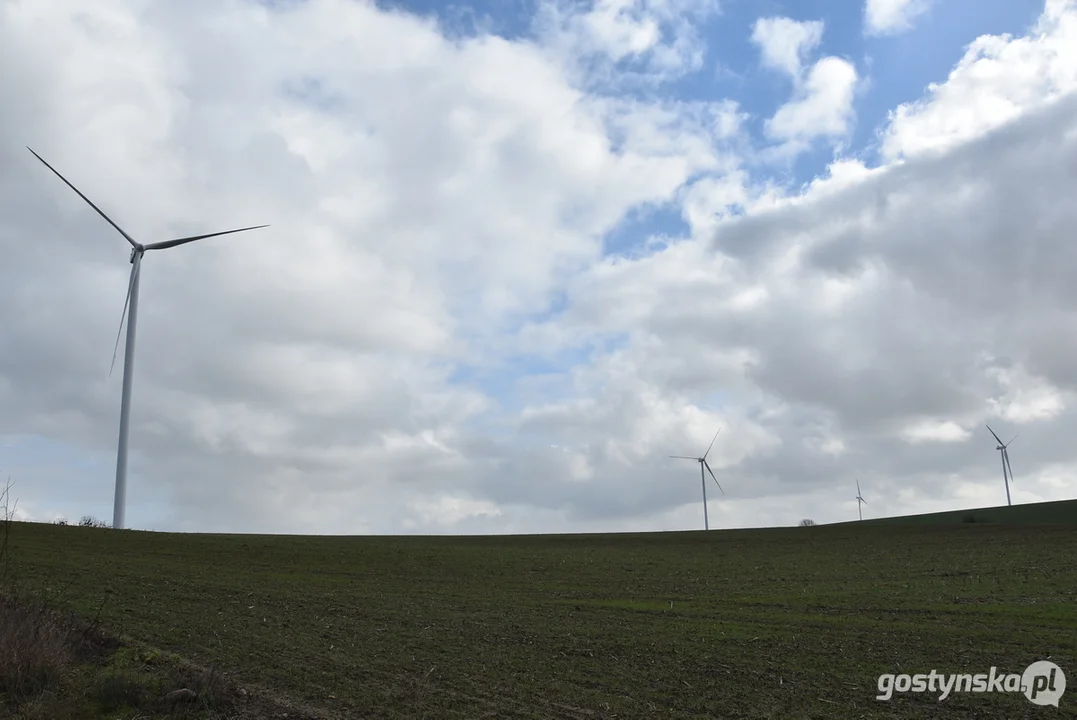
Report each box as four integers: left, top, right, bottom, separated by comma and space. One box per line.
985, 424, 1017, 507
670, 429, 724, 530
855, 479, 866, 521
28, 148, 268, 530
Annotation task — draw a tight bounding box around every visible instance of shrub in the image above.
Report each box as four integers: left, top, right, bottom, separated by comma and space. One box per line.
1, 481, 72, 703
1, 479, 111, 707
53, 518, 69, 526
78, 516, 108, 529
0, 594, 75, 701
92, 669, 151, 712
798, 518, 817, 527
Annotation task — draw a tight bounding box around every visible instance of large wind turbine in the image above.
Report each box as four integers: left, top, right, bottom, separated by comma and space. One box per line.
670, 429, 724, 530
985, 424, 1017, 507
855, 479, 866, 521
28, 148, 268, 530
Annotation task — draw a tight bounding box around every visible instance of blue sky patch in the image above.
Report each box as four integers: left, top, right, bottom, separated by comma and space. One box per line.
602, 202, 688, 259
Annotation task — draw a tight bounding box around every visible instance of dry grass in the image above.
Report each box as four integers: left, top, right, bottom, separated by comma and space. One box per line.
0, 478, 78, 703
0, 593, 77, 701
0, 476, 106, 710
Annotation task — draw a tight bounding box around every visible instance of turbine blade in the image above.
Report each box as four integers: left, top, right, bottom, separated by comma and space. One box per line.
1004, 447, 1015, 484
144, 224, 269, 251
702, 428, 722, 461
27, 147, 138, 248
703, 459, 724, 494
1006, 434, 1019, 446
108, 260, 139, 378
856, 479, 861, 495
669, 455, 698, 460
985, 424, 1004, 445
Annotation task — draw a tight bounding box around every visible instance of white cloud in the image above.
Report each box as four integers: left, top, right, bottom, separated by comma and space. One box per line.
986, 365, 1069, 423
765, 56, 859, 143
881, 0, 1077, 160
803, 158, 880, 196
901, 419, 971, 444
750, 17, 824, 79
535, 0, 721, 87
864, 0, 932, 36
409, 495, 503, 528
748, 17, 859, 149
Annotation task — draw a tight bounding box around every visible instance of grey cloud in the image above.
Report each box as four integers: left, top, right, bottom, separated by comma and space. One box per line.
717, 93, 1077, 305
497, 89, 1077, 523
2, 0, 1075, 535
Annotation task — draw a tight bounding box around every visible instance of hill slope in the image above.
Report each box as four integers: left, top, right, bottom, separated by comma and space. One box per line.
4, 521, 1076, 718
836, 498, 1077, 527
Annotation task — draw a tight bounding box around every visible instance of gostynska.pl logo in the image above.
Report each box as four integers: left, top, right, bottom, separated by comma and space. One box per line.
876, 660, 1065, 706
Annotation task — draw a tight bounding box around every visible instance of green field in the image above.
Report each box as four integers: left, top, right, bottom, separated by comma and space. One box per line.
834, 498, 1077, 527
3, 516, 1076, 719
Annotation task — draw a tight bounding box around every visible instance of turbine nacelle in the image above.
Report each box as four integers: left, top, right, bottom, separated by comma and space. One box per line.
986, 424, 1018, 450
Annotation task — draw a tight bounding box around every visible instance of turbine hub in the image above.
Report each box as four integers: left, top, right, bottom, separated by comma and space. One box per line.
129, 245, 145, 262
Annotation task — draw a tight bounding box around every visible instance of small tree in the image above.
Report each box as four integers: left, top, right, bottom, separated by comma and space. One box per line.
79, 516, 107, 528
798, 518, 817, 527
2, 476, 16, 582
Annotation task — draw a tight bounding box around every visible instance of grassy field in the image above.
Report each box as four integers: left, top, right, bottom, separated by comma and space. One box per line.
835, 498, 1077, 527
3, 519, 1076, 719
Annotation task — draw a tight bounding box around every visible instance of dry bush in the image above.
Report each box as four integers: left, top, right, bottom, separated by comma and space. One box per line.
0, 594, 76, 701
0, 477, 112, 709
0, 478, 77, 703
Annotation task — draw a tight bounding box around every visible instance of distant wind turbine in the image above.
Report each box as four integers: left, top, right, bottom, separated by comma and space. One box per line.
855, 479, 866, 521
985, 424, 1018, 507
28, 148, 268, 530
670, 429, 724, 530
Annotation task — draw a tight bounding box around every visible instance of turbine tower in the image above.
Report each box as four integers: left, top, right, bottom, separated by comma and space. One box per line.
29, 148, 268, 530
855, 479, 866, 521
670, 429, 724, 530
985, 424, 1017, 507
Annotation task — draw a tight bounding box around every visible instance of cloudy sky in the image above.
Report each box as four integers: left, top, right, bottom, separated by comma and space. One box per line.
1, 0, 1074, 535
